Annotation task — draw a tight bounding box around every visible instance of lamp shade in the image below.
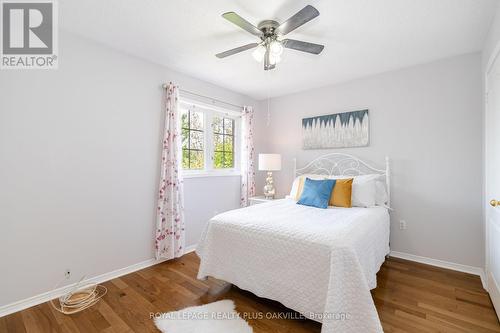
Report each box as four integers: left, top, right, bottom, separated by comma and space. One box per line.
258, 154, 282, 171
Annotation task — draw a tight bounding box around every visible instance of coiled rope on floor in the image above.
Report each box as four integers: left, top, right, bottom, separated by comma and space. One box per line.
50, 276, 107, 315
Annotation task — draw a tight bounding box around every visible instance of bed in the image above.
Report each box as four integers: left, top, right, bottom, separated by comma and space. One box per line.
196, 153, 390, 333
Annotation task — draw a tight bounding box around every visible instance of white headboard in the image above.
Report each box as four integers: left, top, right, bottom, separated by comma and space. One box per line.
293, 153, 390, 206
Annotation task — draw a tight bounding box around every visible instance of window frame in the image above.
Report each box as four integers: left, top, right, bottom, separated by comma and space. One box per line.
179, 99, 241, 178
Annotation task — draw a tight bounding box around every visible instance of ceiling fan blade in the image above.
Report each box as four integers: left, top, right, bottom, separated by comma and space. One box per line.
277, 5, 319, 36
222, 12, 262, 37
282, 39, 324, 54
216, 43, 259, 58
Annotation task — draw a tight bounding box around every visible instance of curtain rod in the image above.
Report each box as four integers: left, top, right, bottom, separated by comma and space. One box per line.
161, 84, 244, 110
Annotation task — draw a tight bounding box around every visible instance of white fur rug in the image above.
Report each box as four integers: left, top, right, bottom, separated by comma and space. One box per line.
154, 300, 253, 333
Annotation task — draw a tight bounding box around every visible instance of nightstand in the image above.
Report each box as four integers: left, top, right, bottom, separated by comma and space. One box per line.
249, 196, 276, 205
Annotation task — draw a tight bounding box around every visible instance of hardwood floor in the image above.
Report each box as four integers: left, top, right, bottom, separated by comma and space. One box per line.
1, 253, 498, 332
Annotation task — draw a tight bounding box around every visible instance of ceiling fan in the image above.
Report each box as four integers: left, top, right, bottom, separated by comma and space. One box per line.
216, 5, 324, 70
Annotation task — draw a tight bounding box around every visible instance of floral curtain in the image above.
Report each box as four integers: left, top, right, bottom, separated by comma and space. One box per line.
240, 106, 256, 207
155, 83, 185, 260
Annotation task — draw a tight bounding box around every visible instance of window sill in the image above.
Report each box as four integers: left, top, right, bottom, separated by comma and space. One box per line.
182, 171, 241, 179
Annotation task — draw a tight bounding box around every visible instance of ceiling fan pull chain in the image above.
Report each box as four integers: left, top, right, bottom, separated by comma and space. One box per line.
267, 79, 271, 126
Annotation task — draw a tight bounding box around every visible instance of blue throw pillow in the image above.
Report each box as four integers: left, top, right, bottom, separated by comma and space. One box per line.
297, 178, 336, 209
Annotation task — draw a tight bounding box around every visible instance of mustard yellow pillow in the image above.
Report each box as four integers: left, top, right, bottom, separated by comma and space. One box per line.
329, 178, 353, 208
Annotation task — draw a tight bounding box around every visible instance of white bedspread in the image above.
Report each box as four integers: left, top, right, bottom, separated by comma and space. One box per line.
196, 199, 389, 333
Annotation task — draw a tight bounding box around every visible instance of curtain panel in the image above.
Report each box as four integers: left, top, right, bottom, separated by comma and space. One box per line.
155, 83, 185, 260
240, 106, 256, 207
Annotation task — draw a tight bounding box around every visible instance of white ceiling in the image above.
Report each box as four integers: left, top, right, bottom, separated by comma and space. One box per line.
60, 0, 498, 100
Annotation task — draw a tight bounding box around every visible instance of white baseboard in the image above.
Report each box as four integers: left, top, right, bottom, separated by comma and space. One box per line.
0, 244, 198, 318
184, 244, 197, 254
488, 271, 500, 317
390, 251, 486, 290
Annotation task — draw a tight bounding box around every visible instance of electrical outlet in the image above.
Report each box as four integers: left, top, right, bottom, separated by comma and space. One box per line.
65, 269, 71, 279
399, 220, 407, 230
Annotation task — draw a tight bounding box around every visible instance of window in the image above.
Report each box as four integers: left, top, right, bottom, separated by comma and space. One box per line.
180, 101, 240, 176
181, 109, 204, 169
213, 116, 234, 169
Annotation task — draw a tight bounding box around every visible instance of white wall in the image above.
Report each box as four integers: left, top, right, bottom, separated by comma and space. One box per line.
255, 53, 483, 268
483, 2, 500, 69
183, 176, 241, 247
0, 31, 256, 308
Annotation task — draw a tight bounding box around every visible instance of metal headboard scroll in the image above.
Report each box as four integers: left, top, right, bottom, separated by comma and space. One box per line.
293, 153, 391, 207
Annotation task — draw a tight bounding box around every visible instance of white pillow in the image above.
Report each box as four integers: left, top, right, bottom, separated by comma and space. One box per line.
375, 179, 388, 206
351, 175, 377, 207
325, 174, 378, 207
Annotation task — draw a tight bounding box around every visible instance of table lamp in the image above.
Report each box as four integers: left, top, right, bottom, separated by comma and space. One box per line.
258, 154, 282, 199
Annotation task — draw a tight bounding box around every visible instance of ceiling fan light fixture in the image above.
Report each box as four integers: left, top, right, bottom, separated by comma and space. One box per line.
269, 40, 283, 56
252, 45, 266, 62
269, 53, 281, 65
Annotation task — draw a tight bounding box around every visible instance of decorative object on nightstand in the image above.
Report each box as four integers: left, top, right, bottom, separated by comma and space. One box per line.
258, 153, 281, 199
249, 196, 275, 205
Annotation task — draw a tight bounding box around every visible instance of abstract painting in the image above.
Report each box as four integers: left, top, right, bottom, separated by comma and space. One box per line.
302, 110, 369, 149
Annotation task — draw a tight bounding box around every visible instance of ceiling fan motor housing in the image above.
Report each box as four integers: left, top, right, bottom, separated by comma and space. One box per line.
258, 20, 280, 38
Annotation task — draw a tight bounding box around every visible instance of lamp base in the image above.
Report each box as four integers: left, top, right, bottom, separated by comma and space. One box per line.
263, 171, 275, 199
